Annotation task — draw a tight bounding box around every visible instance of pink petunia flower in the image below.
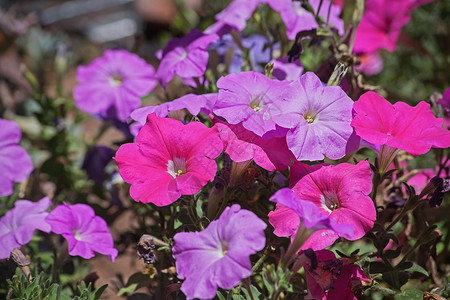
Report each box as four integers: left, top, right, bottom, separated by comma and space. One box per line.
156, 29, 218, 88
356, 52, 383, 76
265, 0, 344, 40
172, 204, 266, 300
0, 197, 51, 259
353, 0, 436, 54
45, 203, 118, 262
215, 119, 295, 171
271, 56, 304, 81
351, 91, 450, 156
305, 250, 369, 300
114, 113, 223, 206
269, 161, 375, 250
74, 49, 158, 122
213, 71, 290, 137
270, 72, 359, 161
0, 119, 34, 197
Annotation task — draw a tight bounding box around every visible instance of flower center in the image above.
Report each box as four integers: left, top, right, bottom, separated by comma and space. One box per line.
167, 157, 187, 178
249, 98, 263, 112
109, 74, 123, 87
320, 191, 340, 213
74, 230, 82, 241
220, 242, 229, 257
304, 112, 317, 124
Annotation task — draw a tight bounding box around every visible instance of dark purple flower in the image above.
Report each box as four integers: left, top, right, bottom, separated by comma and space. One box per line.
45, 203, 118, 262
156, 29, 218, 88
0, 197, 51, 259
82, 146, 115, 186
172, 204, 266, 299
0, 119, 33, 197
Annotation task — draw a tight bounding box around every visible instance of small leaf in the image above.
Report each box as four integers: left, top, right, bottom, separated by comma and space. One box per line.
217, 291, 226, 300
369, 261, 389, 274
232, 295, 245, 300
397, 261, 429, 276
394, 289, 423, 300
94, 284, 108, 300
384, 246, 403, 259
117, 283, 138, 297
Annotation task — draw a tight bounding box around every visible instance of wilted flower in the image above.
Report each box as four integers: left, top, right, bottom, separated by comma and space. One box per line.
45, 203, 118, 262
214, 71, 290, 137
74, 49, 158, 122
172, 204, 266, 300
0, 197, 51, 259
0, 119, 33, 197
352, 91, 450, 156
156, 29, 218, 88
270, 72, 358, 161
305, 250, 369, 300
114, 113, 223, 206
269, 161, 375, 250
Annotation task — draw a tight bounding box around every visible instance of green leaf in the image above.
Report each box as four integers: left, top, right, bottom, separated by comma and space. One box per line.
242, 285, 262, 300
117, 283, 138, 297
217, 291, 226, 300
232, 295, 245, 300
396, 261, 429, 277
394, 289, 423, 300
93, 284, 108, 300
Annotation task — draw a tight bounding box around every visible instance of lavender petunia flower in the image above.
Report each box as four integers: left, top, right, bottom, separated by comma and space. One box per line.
271, 57, 304, 81
74, 49, 158, 122
269, 72, 358, 161
264, 0, 344, 40
0, 197, 51, 259
204, 0, 261, 36
130, 93, 216, 125
156, 29, 218, 88
172, 204, 266, 300
45, 203, 118, 262
214, 71, 290, 137
0, 119, 33, 197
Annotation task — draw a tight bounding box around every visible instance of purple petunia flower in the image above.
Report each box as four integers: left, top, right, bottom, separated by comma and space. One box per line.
271, 57, 304, 81
74, 49, 157, 122
0, 119, 33, 197
172, 204, 266, 300
45, 203, 118, 262
156, 29, 219, 88
0, 197, 51, 259
214, 71, 290, 137
204, 0, 261, 36
130, 93, 216, 125
264, 0, 344, 40
270, 72, 358, 161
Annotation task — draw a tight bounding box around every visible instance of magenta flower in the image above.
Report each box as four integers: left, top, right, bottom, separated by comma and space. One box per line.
130, 93, 216, 125
214, 71, 290, 137
115, 113, 223, 206
352, 91, 450, 155
356, 52, 383, 76
269, 161, 375, 250
204, 0, 260, 35
215, 119, 295, 171
265, 0, 344, 40
156, 29, 218, 88
353, 0, 435, 53
74, 49, 157, 122
0, 119, 33, 197
305, 250, 369, 299
270, 72, 358, 161
0, 197, 51, 259
269, 188, 354, 251
172, 204, 266, 300
45, 203, 118, 262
